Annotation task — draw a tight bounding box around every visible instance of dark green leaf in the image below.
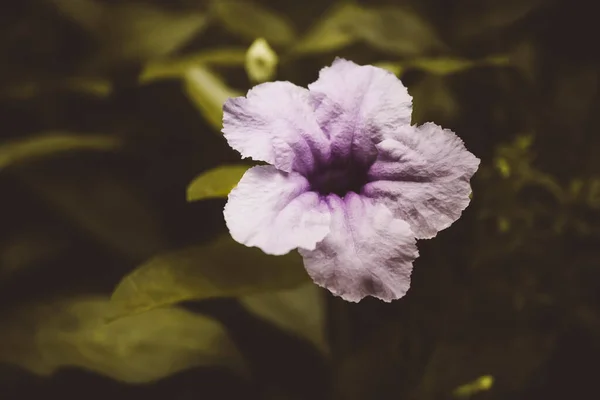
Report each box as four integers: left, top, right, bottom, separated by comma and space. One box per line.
372, 62, 405, 77
411, 332, 555, 400
291, 3, 361, 55
212, 0, 297, 46
453, 0, 545, 39
187, 165, 250, 202
0, 230, 69, 279
0, 296, 245, 382
0, 133, 120, 171
410, 75, 459, 124
241, 283, 328, 354
293, 4, 444, 57
350, 6, 445, 56
49, 0, 208, 64
18, 166, 165, 260
453, 375, 494, 398
140, 48, 247, 83
408, 56, 509, 75
1, 78, 112, 100
375, 56, 509, 77
110, 236, 310, 319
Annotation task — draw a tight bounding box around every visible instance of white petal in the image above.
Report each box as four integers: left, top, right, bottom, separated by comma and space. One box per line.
224, 166, 331, 255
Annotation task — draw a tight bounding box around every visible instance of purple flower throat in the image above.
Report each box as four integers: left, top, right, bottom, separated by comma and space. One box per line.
308, 156, 370, 197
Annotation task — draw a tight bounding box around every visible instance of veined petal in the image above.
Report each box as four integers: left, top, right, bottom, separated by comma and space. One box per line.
222, 81, 330, 174
224, 166, 331, 255
299, 193, 418, 302
308, 58, 413, 166
364, 122, 480, 239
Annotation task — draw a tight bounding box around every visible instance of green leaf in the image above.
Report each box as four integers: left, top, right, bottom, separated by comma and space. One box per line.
586, 179, 600, 209
453, 375, 494, 398
49, 0, 208, 65
409, 56, 509, 75
453, 0, 544, 39
241, 283, 328, 354
372, 62, 405, 77
509, 40, 538, 82
140, 48, 247, 83
292, 4, 444, 57
0, 133, 120, 171
109, 236, 310, 319
0, 296, 245, 382
1, 78, 112, 100
411, 332, 555, 400
291, 3, 361, 55
0, 230, 69, 279
212, 0, 296, 46
17, 165, 165, 260
187, 165, 250, 202
410, 75, 459, 124
350, 6, 445, 56
375, 56, 510, 78
184, 66, 242, 131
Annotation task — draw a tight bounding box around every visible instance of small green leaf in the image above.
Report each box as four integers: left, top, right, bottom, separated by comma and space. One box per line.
0, 296, 246, 382
494, 157, 511, 178
46, 0, 104, 33
64, 77, 113, 96
410, 75, 459, 124
453, 0, 544, 39
291, 3, 361, 55
453, 375, 494, 398
49, 0, 208, 65
187, 165, 250, 202
0, 133, 120, 171
497, 217, 511, 233
509, 40, 538, 82
372, 62, 404, 77
351, 6, 445, 57
1, 78, 112, 100
374, 56, 509, 78
292, 4, 444, 57
184, 66, 242, 131
140, 48, 247, 83
515, 134, 534, 150
0, 230, 69, 278
587, 179, 600, 208
110, 236, 310, 319
212, 0, 296, 46
568, 179, 585, 199
241, 283, 328, 354
409, 56, 509, 75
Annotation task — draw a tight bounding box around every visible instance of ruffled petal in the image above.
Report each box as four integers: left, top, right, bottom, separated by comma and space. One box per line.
299, 193, 418, 302
308, 58, 413, 166
364, 122, 480, 239
222, 81, 330, 174
224, 166, 331, 255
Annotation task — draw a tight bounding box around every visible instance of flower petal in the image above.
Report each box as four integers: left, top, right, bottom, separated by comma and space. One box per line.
224, 166, 331, 255
364, 122, 480, 239
299, 193, 418, 302
308, 58, 413, 166
223, 81, 330, 174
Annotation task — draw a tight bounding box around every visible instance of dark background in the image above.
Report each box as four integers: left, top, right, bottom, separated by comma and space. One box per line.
0, 0, 598, 399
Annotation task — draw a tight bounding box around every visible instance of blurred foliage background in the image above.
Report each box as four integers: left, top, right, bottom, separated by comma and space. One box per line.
0, 0, 598, 399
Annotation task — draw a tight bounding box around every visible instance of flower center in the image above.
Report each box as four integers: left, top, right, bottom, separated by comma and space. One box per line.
308, 160, 369, 197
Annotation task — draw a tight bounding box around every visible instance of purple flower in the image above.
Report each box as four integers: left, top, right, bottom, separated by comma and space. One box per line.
222, 58, 480, 302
